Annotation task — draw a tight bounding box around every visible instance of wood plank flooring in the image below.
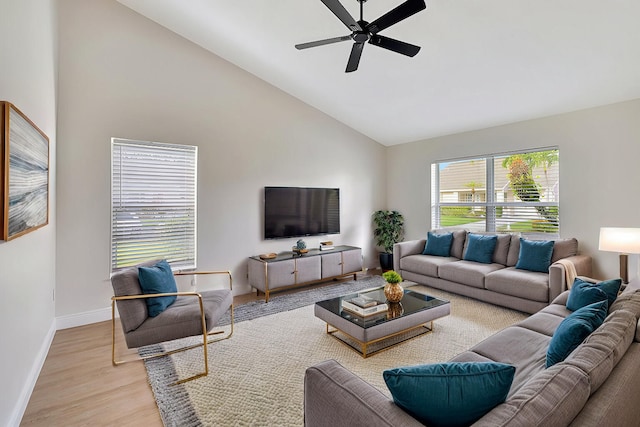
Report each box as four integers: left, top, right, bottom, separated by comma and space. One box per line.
21, 271, 377, 425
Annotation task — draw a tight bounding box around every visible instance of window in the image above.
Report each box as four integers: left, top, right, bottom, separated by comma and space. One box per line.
111, 138, 197, 272
431, 148, 559, 238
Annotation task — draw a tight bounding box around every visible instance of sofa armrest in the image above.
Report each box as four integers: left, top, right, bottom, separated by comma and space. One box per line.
393, 240, 426, 271
549, 255, 593, 300
304, 359, 424, 427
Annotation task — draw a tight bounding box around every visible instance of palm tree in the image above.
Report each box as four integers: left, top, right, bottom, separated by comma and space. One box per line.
502, 150, 559, 226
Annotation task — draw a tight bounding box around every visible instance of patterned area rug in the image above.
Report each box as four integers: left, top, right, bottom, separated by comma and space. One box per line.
217, 274, 390, 325
143, 278, 528, 426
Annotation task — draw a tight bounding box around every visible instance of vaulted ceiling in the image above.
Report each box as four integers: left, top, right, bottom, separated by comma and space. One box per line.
117, 0, 640, 146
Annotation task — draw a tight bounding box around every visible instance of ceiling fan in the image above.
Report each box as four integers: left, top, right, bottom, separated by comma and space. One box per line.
295, 0, 427, 73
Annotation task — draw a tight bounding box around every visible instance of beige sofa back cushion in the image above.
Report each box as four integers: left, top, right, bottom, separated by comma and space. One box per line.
473, 364, 589, 427
563, 310, 636, 394
451, 229, 468, 259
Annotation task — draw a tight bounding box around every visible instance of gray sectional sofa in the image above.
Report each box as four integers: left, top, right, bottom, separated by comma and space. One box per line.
394, 231, 592, 314
304, 281, 640, 426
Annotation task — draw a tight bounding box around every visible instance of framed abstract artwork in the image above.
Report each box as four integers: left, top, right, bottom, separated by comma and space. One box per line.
1, 101, 49, 241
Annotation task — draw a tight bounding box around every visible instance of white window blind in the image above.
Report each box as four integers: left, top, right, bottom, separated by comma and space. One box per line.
431, 148, 559, 238
111, 138, 197, 272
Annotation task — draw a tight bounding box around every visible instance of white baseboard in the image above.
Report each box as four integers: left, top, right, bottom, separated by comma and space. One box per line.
10, 320, 56, 427
56, 307, 112, 330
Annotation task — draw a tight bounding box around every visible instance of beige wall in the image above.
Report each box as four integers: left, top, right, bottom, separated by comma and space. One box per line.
388, 99, 640, 280
55, 0, 386, 319
0, 0, 57, 424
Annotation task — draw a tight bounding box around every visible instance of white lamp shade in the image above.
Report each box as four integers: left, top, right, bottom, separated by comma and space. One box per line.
599, 227, 640, 254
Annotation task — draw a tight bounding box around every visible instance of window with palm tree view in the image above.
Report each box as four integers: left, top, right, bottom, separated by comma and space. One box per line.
431, 148, 559, 238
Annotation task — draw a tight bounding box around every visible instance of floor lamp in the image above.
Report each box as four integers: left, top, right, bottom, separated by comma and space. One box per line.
599, 227, 640, 284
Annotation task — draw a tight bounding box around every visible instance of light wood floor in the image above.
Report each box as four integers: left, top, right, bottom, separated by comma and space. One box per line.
21, 272, 377, 426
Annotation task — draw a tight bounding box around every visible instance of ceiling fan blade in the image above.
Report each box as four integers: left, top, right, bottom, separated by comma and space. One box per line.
367, 0, 426, 34
369, 35, 421, 57
345, 42, 365, 73
320, 0, 362, 32
344, 42, 364, 73
296, 35, 352, 50
321, 0, 363, 31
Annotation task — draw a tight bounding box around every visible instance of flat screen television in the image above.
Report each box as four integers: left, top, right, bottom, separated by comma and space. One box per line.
264, 186, 340, 240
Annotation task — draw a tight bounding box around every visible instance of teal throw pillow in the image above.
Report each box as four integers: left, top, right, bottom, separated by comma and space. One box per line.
569, 277, 622, 310
383, 362, 515, 427
423, 231, 453, 257
138, 260, 178, 317
566, 279, 610, 312
463, 234, 498, 264
546, 300, 608, 368
515, 238, 555, 273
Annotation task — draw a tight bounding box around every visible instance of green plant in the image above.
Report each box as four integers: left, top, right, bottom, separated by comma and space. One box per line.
372, 210, 405, 254
382, 270, 402, 284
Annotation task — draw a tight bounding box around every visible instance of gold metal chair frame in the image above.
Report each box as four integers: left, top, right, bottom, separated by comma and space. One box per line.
111, 270, 234, 384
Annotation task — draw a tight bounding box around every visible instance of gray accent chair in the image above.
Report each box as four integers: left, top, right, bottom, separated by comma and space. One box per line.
110, 261, 234, 384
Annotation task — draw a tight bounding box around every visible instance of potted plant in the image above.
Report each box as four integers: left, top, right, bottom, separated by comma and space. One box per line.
372, 210, 404, 271
382, 270, 404, 303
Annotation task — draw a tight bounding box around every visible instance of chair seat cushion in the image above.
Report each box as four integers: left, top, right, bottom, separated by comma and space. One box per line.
124, 289, 232, 348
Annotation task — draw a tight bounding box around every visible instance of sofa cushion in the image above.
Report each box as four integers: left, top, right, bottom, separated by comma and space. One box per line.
464, 234, 498, 264
383, 362, 515, 427
610, 289, 640, 320
450, 229, 468, 259
506, 234, 522, 267
304, 359, 425, 427
550, 238, 579, 263
506, 237, 579, 268
467, 326, 549, 394
563, 309, 636, 394
462, 232, 511, 265
138, 260, 178, 317
546, 300, 608, 367
569, 277, 622, 310
516, 311, 567, 337
474, 364, 590, 427
566, 279, 609, 312
485, 267, 550, 303
423, 231, 453, 256
567, 277, 622, 310
439, 260, 505, 289
515, 238, 554, 273
492, 234, 512, 266
400, 254, 459, 278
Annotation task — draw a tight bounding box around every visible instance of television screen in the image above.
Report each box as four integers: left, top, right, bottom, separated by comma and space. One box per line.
264, 187, 340, 239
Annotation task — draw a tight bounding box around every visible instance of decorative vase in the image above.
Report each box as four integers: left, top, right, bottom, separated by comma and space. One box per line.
387, 302, 404, 319
384, 282, 404, 303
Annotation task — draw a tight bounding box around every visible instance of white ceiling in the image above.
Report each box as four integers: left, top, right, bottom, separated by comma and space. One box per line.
117, 0, 640, 146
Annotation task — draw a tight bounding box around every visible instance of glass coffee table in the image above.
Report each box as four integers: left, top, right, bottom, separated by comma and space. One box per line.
314, 285, 450, 358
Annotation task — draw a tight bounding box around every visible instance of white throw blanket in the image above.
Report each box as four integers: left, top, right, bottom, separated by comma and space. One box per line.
555, 258, 577, 289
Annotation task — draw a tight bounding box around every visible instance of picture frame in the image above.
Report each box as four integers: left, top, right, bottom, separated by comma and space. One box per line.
1, 101, 50, 241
